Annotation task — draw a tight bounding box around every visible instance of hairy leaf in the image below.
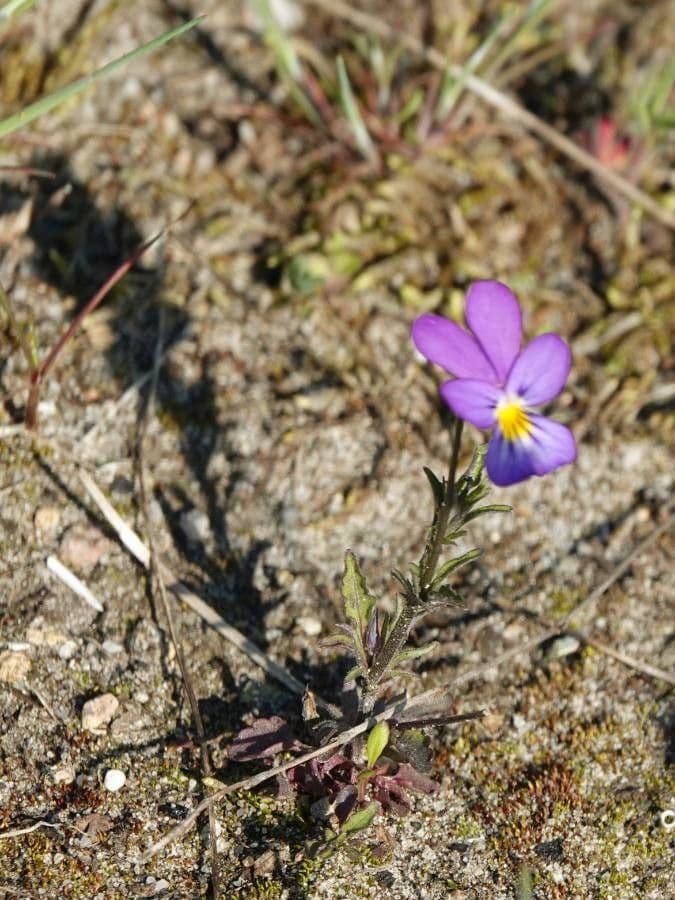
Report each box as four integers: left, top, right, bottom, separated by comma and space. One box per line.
430, 548, 481, 588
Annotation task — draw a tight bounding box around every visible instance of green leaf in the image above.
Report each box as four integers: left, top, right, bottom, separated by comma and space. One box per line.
441, 528, 467, 544
432, 584, 463, 604
336, 55, 377, 163
0, 18, 203, 138
462, 504, 511, 524
392, 644, 435, 666
423, 466, 444, 506
366, 721, 390, 768
464, 482, 490, 505
430, 548, 481, 589
341, 801, 379, 835
342, 551, 377, 632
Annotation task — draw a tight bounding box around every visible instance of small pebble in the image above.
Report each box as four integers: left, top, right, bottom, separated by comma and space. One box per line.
546, 635, 581, 660
154, 879, 170, 895
51, 766, 76, 784
0, 650, 31, 684
26, 616, 68, 647
58, 640, 78, 661
81, 693, 119, 731
60, 523, 110, 572
34, 505, 61, 536
296, 615, 322, 637
103, 769, 126, 792
179, 508, 210, 545
101, 640, 124, 656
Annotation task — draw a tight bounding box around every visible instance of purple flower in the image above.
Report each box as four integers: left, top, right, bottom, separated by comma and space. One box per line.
412, 280, 576, 486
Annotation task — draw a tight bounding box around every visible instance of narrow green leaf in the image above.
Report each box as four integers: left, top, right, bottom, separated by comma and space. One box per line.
336, 55, 377, 163
462, 504, 511, 524
464, 482, 490, 505
341, 801, 379, 835
423, 466, 444, 506
0, 18, 203, 139
430, 548, 481, 589
0, 0, 36, 21
441, 528, 467, 544
366, 721, 390, 768
392, 643, 435, 666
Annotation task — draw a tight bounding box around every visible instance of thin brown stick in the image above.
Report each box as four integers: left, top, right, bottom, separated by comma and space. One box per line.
301, 0, 675, 231
561, 508, 674, 629
0, 821, 62, 840
136, 311, 220, 898
25, 204, 192, 430
77, 468, 339, 715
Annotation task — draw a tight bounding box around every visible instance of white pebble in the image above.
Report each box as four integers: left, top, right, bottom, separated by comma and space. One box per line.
104, 769, 126, 792
296, 616, 322, 637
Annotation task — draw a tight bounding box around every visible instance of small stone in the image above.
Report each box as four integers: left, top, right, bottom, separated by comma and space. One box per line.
0, 650, 31, 684
134, 690, 149, 704
81, 693, 119, 731
480, 711, 506, 736
26, 616, 68, 647
179, 508, 210, 545
34, 505, 61, 536
60, 523, 110, 572
51, 765, 76, 784
58, 640, 78, 660
545, 635, 581, 660
103, 769, 126, 792
154, 879, 170, 895
253, 849, 276, 877
296, 615, 322, 637
101, 640, 124, 656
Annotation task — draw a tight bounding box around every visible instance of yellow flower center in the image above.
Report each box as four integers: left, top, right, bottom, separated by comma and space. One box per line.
496, 397, 532, 442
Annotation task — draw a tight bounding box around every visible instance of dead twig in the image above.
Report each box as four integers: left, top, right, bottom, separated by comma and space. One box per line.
135, 310, 221, 899
301, 0, 675, 231
77, 468, 338, 714
0, 821, 62, 840
561, 509, 675, 630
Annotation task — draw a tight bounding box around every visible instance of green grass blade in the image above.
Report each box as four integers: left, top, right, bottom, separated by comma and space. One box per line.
336, 55, 376, 163
0, 16, 203, 138
437, 13, 510, 119
0, 0, 37, 21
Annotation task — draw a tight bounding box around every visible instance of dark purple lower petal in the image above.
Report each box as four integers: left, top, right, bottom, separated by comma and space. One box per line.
486, 416, 576, 486
485, 432, 537, 486
439, 378, 500, 428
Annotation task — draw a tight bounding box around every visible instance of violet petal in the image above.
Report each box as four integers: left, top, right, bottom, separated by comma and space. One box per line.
486, 416, 576, 486
527, 415, 577, 476
485, 431, 536, 486
439, 378, 501, 428
506, 333, 572, 405
411, 314, 497, 382
465, 281, 522, 383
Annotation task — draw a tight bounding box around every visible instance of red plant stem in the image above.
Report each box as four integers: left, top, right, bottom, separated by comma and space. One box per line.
25, 219, 175, 430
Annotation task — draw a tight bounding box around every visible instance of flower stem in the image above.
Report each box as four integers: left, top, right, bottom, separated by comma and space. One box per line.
417, 417, 464, 600
361, 418, 464, 712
